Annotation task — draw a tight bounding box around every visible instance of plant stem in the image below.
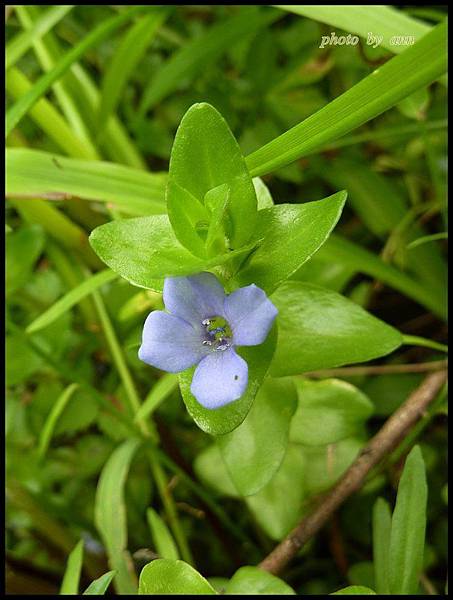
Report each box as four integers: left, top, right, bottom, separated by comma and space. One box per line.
402, 334, 448, 354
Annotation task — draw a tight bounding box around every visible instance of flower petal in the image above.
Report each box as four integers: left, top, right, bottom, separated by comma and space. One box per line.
224, 284, 278, 346
163, 272, 226, 324
190, 348, 248, 409
138, 311, 207, 373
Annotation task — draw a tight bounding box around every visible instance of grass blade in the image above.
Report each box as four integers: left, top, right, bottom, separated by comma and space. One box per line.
98, 9, 169, 135
83, 571, 116, 595
6, 5, 74, 69
6, 6, 150, 136
245, 21, 447, 177
94, 438, 141, 594
372, 498, 392, 594
38, 383, 79, 460
274, 5, 430, 54
147, 508, 180, 560
388, 445, 428, 595
134, 374, 179, 423
26, 269, 117, 334
60, 539, 84, 595
6, 148, 166, 216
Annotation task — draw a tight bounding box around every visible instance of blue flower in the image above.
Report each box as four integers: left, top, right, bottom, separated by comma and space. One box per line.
138, 272, 278, 409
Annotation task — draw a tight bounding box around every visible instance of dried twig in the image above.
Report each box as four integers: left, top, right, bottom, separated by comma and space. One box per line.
259, 370, 447, 575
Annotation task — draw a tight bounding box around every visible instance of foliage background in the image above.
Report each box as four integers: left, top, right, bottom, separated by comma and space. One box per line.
5, 5, 447, 595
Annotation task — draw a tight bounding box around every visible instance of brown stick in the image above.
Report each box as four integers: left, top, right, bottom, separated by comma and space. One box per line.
305, 359, 447, 378
259, 369, 447, 575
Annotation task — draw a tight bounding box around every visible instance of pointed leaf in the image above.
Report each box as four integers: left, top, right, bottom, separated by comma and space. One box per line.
218, 377, 297, 495
270, 282, 402, 376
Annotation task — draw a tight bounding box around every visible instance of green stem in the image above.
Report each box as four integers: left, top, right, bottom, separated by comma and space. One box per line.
402, 334, 448, 354
90, 286, 193, 565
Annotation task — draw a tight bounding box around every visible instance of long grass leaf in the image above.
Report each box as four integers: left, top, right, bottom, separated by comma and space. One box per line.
274, 5, 430, 54
6, 5, 74, 69
38, 383, 79, 460
6, 6, 150, 136
245, 21, 447, 177
60, 540, 84, 595
94, 438, 141, 594
27, 270, 117, 334
98, 9, 169, 134
6, 149, 166, 216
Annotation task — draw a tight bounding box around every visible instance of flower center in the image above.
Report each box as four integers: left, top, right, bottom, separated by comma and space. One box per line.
201, 316, 232, 352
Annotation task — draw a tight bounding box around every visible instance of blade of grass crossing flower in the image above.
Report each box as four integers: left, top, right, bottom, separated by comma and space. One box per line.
26, 270, 117, 334
83, 571, 116, 595
245, 21, 447, 177
60, 540, 84, 595
38, 383, 79, 460
6, 5, 151, 136
97, 8, 169, 135
5, 5, 74, 68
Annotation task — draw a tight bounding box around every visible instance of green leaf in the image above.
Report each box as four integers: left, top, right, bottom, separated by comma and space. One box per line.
316, 235, 446, 319
372, 497, 392, 594
331, 585, 376, 595
26, 269, 117, 334
37, 383, 79, 460
60, 540, 84, 595
388, 445, 427, 595
6, 5, 74, 69
397, 87, 430, 120
179, 323, 277, 435
83, 571, 116, 595
138, 7, 280, 113
217, 377, 297, 496
6, 6, 151, 136
194, 444, 239, 498
204, 184, 230, 257
270, 282, 402, 376
54, 386, 99, 436
276, 6, 430, 54
94, 438, 141, 594
167, 102, 257, 249
166, 179, 210, 258
134, 374, 179, 423
225, 566, 295, 595
245, 21, 447, 176
233, 191, 346, 295
6, 224, 44, 296
138, 559, 216, 595
97, 9, 168, 135
289, 379, 374, 446
6, 149, 167, 217
301, 436, 364, 496
253, 177, 274, 209
246, 444, 306, 540
147, 508, 180, 560
89, 215, 257, 292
